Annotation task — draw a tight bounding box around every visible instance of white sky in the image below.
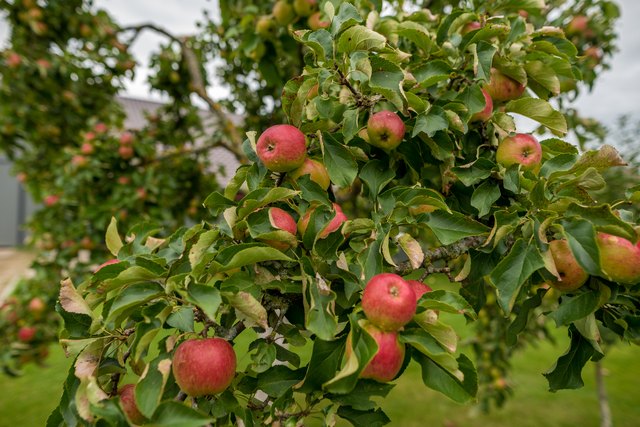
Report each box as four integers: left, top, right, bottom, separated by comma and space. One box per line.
1, 0, 638, 125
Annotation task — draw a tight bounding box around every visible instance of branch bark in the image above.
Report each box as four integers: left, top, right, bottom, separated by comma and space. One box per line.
397, 235, 487, 275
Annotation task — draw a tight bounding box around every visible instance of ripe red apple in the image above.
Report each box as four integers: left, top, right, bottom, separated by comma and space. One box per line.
287, 158, 331, 189
548, 239, 589, 292
406, 279, 433, 300
120, 132, 133, 145
256, 124, 307, 172
496, 133, 542, 173
298, 203, 347, 239
566, 15, 594, 38
470, 88, 493, 122
36, 58, 51, 69
584, 46, 602, 67
172, 338, 237, 396
273, 0, 295, 26
95, 122, 108, 133
6, 51, 21, 68
28, 297, 46, 315
117, 176, 131, 185
72, 155, 88, 167
136, 187, 147, 200
346, 322, 405, 382
264, 207, 298, 250
461, 21, 481, 35
119, 384, 146, 425
18, 326, 37, 342
80, 142, 94, 155
44, 194, 60, 207
16, 172, 27, 183
84, 131, 96, 142
293, 0, 317, 17
308, 12, 329, 30
256, 15, 277, 39
597, 233, 640, 284
366, 111, 405, 150
483, 68, 526, 102
362, 273, 417, 331
119, 145, 134, 159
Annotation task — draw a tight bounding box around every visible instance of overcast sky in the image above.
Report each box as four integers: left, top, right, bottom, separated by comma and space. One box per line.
1, 0, 639, 125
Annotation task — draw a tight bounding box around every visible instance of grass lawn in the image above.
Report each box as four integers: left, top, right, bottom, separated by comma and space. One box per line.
1, 330, 639, 427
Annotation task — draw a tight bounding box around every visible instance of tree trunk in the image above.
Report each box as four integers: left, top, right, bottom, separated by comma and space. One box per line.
595, 361, 613, 427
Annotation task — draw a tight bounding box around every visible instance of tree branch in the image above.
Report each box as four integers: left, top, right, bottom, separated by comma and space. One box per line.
397, 235, 488, 275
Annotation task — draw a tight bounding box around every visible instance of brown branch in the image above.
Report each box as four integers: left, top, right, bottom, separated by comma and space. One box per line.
109, 349, 131, 397
397, 235, 488, 275
119, 23, 246, 164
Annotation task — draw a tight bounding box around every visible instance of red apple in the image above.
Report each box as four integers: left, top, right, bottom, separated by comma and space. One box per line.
483, 68, 526, 102
94, 122, 108, 133
287, 158, 331, 189
36, 59, 51, 69
548, 239, 589, 292
461, 21, 481, 35
584, 46, 602, 67
256, 124, 307, 172
84, 131, 96, 142
406, 280, 433, 300
346, 322, 405, 382
18, 326, 37, 342
117, 176, 131, 185
119, 384, 146, 425
80, 142, 94, 155
120, 132, 134, 145
119, 145, 134, 159
172, 338, 237, 396
28, 297, 46, 315
72, 155, 88, 167
308, 12, 329, 30
264, 207, 298, 250
567, 15, 594, 38
597, 233, 640, 284
293, 0, 317, 17
6, 51, 21, 68
362, 273, 417, 331
298, 203, 347, 239
273, 0, 295, 26
470, 88, 493, 122
16, 172, 27, 183
496, 133, 542, 173
366, 111, 405, 150
44, 194, 60, 206
136, 188, 147, 200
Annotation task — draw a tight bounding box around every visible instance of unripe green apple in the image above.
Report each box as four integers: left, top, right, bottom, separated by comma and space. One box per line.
119, 384, 146, 425
172, 338, 237, 396
346, 322, 405, 382
298, 203, 347, 239
366, 110, 405, 150
308, 12, 329, 30
548, 239, 589, 292
287, 158, 331, 189
293, 0, 317, 17
256, 15, 277, 39
362, 273, 417, 331
597, 233, 640, 284
470, 88, 493, 122
483, 68, 526, 102
256, 124, 307, 172
273, 1, 295, 26
496, 133, 542, 173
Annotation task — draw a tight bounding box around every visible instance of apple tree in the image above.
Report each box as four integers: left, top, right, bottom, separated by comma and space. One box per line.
2, 0, 637, 425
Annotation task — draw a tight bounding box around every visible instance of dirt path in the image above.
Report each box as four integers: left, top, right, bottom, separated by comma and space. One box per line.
0, 248, 34, 303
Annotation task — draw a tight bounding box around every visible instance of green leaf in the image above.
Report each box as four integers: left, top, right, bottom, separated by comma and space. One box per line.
214, 244, 294, 272
337, 25, 386, 53
473, 41, 497, 82
505, 98, 567, 134
166, 307, 194, 332
100, 266, 161, 293
414, 353, 477, 403
105, 282, 164, 326
186, 285, 221, 321
330, 380, 394, 411
418, 290, 477, 319
330, 2, 362, 35
413, 106, 448, 138
525, 60, 560, 96
305, 274, 338, 341
257, 366, 305, 398
359, 160, 395, 199
397, 21, 432, 53
550, 145, 626, 181
424, 210, 490, 245
413, 60, 452, 88
322, 132, 358, 188
561, 219, 601, 276
471, 181, 501, 217
224, 291, 268, 329
203, 191, 236, 217
565, 203, 636, 242
452, 158, 494, 186
337, 406, 390, 427
370, 56, 406, 111
489, 239, 545, 314
136, 357, 172, 419
544, 326, 597, 391
149, 401, 213, 426
300, 337, 346, 392
401, 328, 460, 375
237, 188, 299, 220
549, 290, 600, 327
105, 217, 123, 257
506, 288, 545, 346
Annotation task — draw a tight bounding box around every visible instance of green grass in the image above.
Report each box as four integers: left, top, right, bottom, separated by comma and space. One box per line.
1, 333, 639, 427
